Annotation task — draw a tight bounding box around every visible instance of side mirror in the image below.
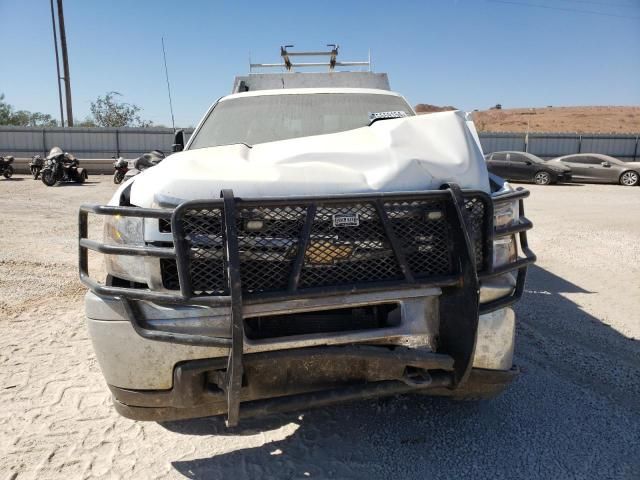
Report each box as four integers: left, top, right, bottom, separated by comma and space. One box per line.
172, 129, 185, 152
525, 160, 532, 165
601, 162, 611, 167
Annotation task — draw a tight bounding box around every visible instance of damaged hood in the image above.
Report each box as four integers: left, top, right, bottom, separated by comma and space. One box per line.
127, 111, 490, 208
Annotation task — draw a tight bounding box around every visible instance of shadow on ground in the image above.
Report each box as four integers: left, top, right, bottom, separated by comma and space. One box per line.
52, 181, 98, 187
166, 265, 639, 480
512, 181, 585, 187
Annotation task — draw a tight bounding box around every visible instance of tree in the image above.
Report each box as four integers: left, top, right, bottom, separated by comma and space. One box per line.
0, 94, 12, 125
89, 92, 152, 127
75, 116, 98, 127
0, 93, 58, 127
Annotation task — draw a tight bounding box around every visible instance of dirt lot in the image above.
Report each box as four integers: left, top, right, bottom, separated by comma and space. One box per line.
471, 106, 640, 134
1, 175, 639, 479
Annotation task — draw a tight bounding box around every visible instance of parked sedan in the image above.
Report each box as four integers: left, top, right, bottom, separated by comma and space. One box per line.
547, 154, 640, 186
484, 151, 572, 185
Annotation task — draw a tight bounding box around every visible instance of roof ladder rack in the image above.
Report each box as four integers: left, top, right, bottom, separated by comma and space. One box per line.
250, 44, 371, 73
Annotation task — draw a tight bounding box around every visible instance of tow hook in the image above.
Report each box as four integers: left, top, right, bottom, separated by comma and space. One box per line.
400, 367, 433, 386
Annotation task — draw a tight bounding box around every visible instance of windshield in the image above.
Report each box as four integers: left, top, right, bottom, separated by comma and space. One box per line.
47, 146, 63, 159
189, 93, 414, 149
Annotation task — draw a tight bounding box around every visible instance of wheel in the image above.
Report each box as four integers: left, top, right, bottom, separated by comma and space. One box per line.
533, 171, 551, 185
114, 170, 125, 184
76, 170, 87, 184
41, 169, 57, 186
33, 168, 40, 180
619, 170, 639, 186
3, 165, 13, 179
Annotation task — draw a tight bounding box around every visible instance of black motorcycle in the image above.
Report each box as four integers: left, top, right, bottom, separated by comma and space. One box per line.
30, 154, 45, 179
123, 150, 166, 181
0, 155, 14, 179
113, 157, 129, 184
41, 147, 88, 186
134, 150, 165, 171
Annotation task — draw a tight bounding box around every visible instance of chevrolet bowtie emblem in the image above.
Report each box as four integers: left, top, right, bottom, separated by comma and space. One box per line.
305, 241, 354, 265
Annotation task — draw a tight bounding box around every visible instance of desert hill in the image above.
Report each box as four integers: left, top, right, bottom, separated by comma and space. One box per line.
415, 105, 640, 134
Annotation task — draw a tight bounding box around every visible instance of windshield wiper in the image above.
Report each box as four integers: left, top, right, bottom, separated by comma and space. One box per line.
214, 142, 253, 149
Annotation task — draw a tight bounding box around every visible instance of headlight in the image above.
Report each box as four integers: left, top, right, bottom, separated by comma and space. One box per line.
493, 199, 519, 228
103, 215, 147, 283
493, 199, 519, 268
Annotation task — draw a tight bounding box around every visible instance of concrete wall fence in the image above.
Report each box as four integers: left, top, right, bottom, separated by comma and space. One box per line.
479, 132, 639, 162
1, 126, 638, 175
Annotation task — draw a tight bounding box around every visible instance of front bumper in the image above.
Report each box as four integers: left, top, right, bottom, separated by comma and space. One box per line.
109, 363, 519, 423
88, 299, 517, 422
556, 171, 573, 182
80, 185, 534, 425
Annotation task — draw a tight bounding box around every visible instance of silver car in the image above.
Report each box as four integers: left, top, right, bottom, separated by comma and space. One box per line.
548, 154, 640, 186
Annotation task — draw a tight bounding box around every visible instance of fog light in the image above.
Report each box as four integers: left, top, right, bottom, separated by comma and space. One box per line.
245, 219, 264, 231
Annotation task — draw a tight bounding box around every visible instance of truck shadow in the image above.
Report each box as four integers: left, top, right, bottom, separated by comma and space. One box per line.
166, 264, 639, 479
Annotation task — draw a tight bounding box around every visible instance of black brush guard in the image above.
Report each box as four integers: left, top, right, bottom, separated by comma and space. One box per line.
79, 185, 535, 426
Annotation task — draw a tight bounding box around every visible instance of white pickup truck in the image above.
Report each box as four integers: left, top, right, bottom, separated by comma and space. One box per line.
79, 80, 535, 426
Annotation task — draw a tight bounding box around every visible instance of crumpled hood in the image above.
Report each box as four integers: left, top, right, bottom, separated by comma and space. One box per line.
127, 111, 490, 208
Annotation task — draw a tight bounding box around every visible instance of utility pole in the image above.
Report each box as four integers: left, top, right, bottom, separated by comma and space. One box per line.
523, 108, 535, 153
49, 0, 64, 127
57, 0, 73, 126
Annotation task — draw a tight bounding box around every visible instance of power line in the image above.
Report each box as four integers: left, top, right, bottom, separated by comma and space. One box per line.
556, 0, 640, 8
487, 0, 640, 20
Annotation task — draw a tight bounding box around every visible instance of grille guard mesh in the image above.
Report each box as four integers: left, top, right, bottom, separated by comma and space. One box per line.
162, 192, 491, 298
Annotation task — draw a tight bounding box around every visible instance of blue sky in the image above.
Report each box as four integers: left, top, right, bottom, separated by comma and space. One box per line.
1, 0, 639, 127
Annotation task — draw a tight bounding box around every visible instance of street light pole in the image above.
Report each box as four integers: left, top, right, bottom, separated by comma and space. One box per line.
49, 0, 64, 127
56, 0, 73, 126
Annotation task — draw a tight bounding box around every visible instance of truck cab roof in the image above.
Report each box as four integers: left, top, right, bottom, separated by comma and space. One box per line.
220, 87, 406, 103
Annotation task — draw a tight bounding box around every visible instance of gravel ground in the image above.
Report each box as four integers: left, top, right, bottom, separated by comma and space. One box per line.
1, 175, 639, 480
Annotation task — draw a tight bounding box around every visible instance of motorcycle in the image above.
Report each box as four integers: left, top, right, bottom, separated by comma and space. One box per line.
41, 147, 88, 186
123, 150, 166, 181
113, 157, 129, 184
0, 155, 14, 179
30, 154, 45, 179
